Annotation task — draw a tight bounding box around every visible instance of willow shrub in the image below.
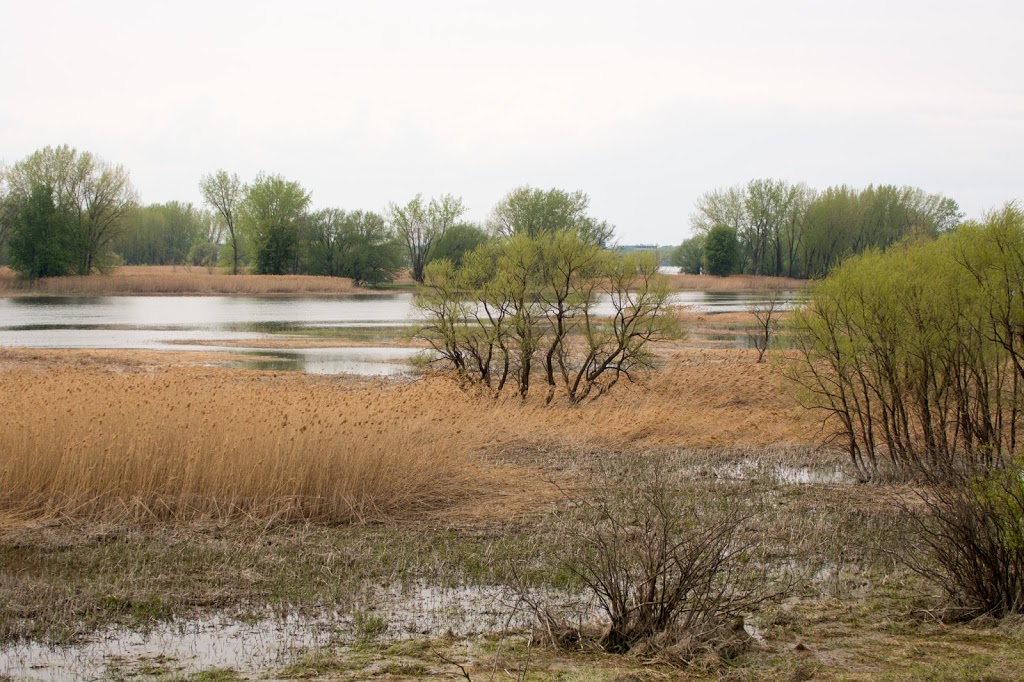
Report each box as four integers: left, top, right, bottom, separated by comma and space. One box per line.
790, 204, 1024, 616
414, 230, 679, 404
790, 204, 1024, 481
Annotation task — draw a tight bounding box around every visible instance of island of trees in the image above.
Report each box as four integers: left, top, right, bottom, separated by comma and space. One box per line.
671, 179, 962, 277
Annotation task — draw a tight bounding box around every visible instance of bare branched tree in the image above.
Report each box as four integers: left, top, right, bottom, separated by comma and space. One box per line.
199, 170, 245, 274
414, 232, 677, 403
749, 290, 783, 363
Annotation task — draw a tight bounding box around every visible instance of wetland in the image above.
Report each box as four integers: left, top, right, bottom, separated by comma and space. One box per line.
1, 284, 1020, 681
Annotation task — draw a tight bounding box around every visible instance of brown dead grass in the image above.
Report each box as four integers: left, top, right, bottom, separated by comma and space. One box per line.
0, 344, 816, 525
491, 347, 815, 452
0, 266, 807, 296
0, 365, 505, 524
0, 265, 381, 296
666, 272, 811, 292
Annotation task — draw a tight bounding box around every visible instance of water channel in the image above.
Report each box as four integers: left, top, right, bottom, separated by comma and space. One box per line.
0, 291, 803, 375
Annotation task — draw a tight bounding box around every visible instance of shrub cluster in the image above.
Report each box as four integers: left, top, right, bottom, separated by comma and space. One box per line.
790, 204, 1024, 481
414, 230, 678, 403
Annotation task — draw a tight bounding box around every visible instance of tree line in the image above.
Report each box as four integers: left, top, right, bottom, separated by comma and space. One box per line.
0, 146, 617, 286
2, 146, 974, 284
672, 179, 963, 278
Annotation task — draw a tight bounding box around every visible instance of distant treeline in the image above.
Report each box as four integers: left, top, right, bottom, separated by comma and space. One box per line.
0, 146, 613, 286
671, 180, 963, 278
1, 146, 983, 284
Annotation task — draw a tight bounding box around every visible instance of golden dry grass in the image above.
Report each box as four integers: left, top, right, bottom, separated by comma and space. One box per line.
0, 345, 816, 525
0, 365, 503, 524
481, 347, 815, 452
0, 265, 367, 296
666, 272, 811, 292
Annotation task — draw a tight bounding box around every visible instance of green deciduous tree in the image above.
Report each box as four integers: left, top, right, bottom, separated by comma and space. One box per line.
199, 170, 244, 274
790, 203, 1024, 480
8, 184, 79, 279
388, 194, 466, 283
670, 235, 705, 274
425, 222, 489, 269
238, 173, 311, 275
703, 225, 740, 276
781, 183, 816, 278
745, 178, 797, 276
691, 180, 960, 278
488, 186, 615, 247
5, 145, 138, 274
790, 202, 1024, 618
114, 202, 213, 265
415, 230, 677, 403
305, 208, 404, 286
0, 162, 16, 251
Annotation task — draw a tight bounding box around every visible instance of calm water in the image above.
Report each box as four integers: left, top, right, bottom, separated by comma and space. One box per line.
0, 291, 802, 374
0, 582, 555, 681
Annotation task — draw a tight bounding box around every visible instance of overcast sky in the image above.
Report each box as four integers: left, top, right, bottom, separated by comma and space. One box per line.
1, 1, 1021, 244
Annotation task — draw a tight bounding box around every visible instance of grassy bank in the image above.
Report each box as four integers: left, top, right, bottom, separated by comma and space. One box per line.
0, 265, 400, 296
0, 265, 810, 297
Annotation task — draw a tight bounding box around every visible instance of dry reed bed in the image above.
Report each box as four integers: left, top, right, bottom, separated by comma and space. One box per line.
0, 265, 363, 296
0, 367, 499, 524
666, 272, 810, 292
494, 347, 814, 452
0, 348, 815, 524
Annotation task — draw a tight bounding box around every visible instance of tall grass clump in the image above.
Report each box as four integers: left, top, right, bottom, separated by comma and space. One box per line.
0, 367, 489, 523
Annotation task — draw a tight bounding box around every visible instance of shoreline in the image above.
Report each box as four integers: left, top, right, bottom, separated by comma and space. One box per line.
0, 265, 811, 298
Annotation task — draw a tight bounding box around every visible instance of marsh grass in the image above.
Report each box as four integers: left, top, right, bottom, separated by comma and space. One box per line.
666, 273, 810, 293
0, 346, 816, 526
4, 341, 1024, 678
0, 366, 501, 524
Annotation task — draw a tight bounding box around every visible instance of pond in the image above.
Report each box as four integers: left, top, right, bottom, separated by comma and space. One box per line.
0, 291, 803, 375
0, 583, 553, 681
0, 295, 421, 376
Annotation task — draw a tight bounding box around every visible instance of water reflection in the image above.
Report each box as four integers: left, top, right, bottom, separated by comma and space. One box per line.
0, 614, 337, 682
672, 290, 806, 314
0, 583, 558, 681
0, 291, 804, 375
227, 347, 422, 376
0, 295, 416, 329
